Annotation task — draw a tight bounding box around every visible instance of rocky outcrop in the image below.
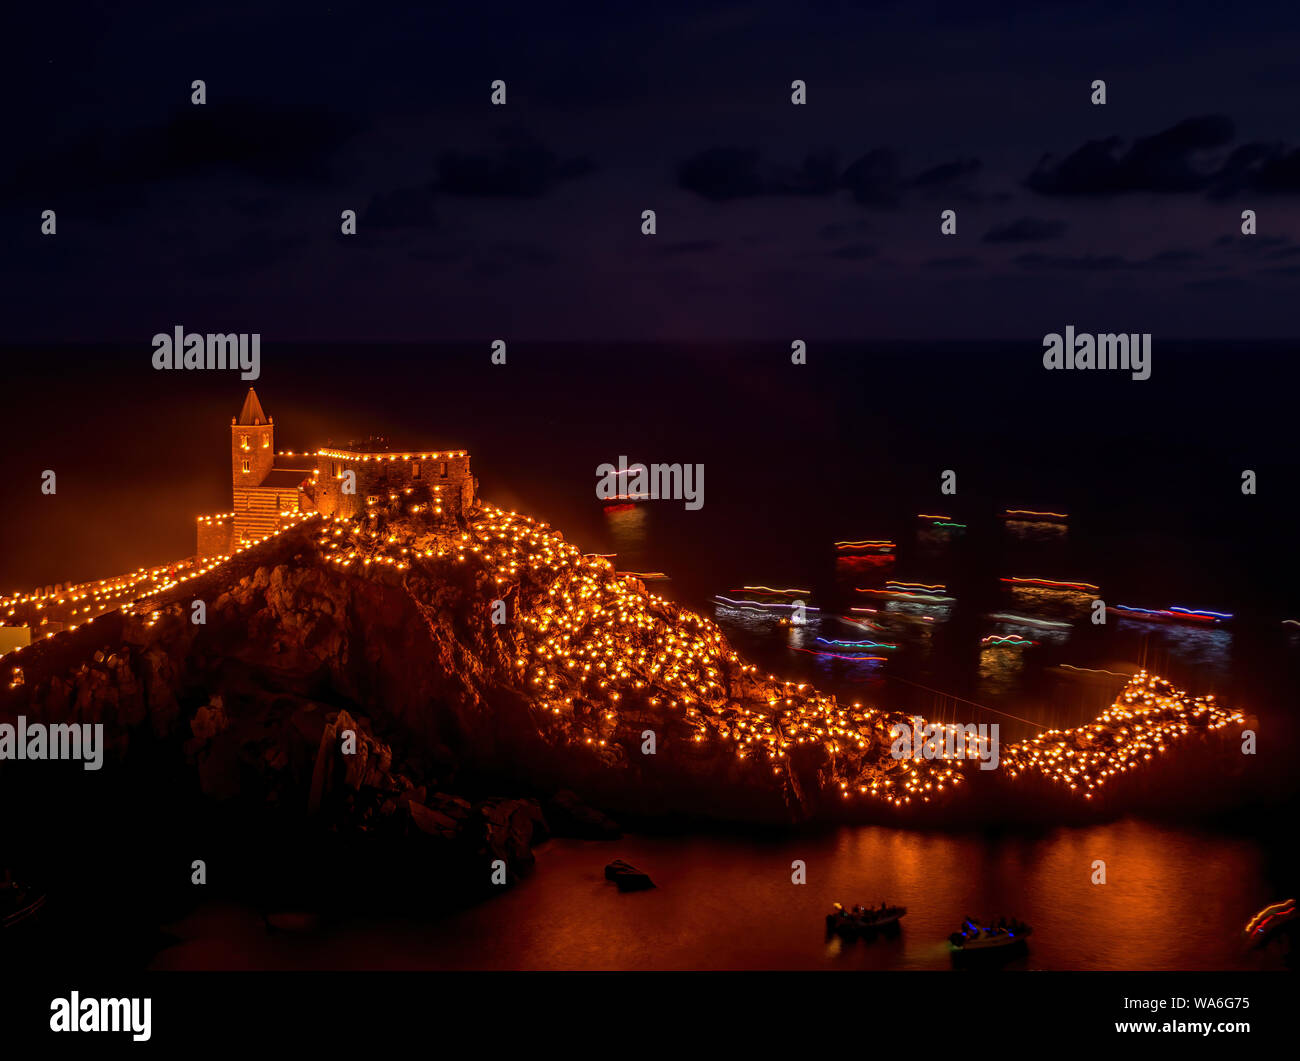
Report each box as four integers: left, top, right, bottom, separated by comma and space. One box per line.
604, 858, 655, 892
547, 789, 621, 839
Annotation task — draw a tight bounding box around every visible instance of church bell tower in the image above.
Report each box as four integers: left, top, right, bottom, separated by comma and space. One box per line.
231, 387, 275, 488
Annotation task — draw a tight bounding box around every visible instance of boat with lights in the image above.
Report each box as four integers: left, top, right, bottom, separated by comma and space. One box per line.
948, 917, 1031, 954
999, 509, 1068, 523
1110, 605, 1231, 625
1244, 899, 1296, 948
826, 902, 907, 937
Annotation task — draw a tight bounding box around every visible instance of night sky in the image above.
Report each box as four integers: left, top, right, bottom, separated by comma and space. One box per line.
4, 2, 1300, 590
6, 0, 1300, 342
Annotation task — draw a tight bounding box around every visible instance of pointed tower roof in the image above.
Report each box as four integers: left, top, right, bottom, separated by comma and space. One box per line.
237, 388, 269, 426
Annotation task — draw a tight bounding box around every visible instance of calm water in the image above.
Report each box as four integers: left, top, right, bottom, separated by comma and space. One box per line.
153, 820, 1285, 971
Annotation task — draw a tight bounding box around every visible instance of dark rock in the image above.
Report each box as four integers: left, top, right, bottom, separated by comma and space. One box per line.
477, 797, 546, 871
409, 801, 461, 839
547, 789, 621, 839
604, 858, 655, 892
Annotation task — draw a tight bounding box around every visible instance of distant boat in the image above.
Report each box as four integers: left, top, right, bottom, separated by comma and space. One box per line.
835, 539, 896, 553
1000, 509, 1068, 523
949, 917, 1031, 955
1000, 576, 1097, 593
826, 901, 907, 938
1244, 899, 1296, 948
855, 582, 954, 603
1111, 605, 1231, 625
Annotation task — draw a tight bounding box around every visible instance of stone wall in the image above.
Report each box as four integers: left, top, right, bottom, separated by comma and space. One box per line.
233, 486, 302, 544
197, 515, 236, 559
313, 452, 475, 522
231, 423, 275, 488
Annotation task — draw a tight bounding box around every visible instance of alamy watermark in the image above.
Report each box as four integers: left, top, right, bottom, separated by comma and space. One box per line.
1042, 326, 1151, 380
596, 456, 704, 510
50, 992, 150, 1041
152, 326, 260, 380
890, 717, 1000, 771
0, 716, 104, 770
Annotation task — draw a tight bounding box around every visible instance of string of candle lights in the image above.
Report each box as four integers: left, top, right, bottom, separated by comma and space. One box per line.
998, 671, 1244, 799
1, 512, 321, 656
3, 499, 1248, 814
443, 506, 1245, 808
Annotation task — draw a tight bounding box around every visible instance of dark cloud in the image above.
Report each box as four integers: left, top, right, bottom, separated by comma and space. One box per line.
436, 129, 595, 198
678, 146, 981, 208
1011, 249, 1202, 273
982, 217, 1067, 243
1030, 115, 1300, 200
151, 103, 363, 184
677, 147, 838, 201
909, 158, 980, 189
906, 158, 983, 203
1025, 115, 1234, 196
839, 148, 901, 207
363, 129, 588, 228
1211, 142, 1300, 197
7, 102, 362, 202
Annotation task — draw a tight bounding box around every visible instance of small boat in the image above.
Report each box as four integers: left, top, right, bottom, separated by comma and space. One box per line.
1110, 605, 1231, 625
826, 901, 907, 938
949, 917, 1031, 955
1244, 899, 1296, 948
1000, 510, 1068, 523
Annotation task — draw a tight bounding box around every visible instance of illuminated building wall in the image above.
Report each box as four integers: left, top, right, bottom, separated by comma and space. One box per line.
311, 450, 475, 522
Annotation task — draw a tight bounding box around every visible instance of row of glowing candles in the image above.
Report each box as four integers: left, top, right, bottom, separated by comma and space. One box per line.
460, 507, 1243, 805
5, 497, 1247, 809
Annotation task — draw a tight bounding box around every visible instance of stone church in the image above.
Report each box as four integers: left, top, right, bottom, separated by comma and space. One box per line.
197, 389, 475, 558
